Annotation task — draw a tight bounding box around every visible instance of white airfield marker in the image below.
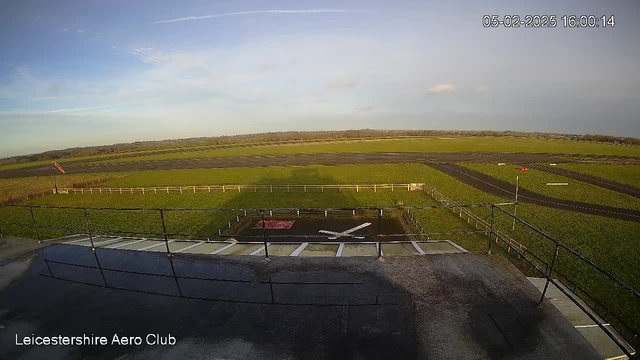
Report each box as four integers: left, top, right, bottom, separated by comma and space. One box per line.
318, 222, 372, 239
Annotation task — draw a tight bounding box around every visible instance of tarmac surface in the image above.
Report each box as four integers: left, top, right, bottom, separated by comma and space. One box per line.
427, 162, 640, 223
0, 245, 600, 359
2, 151, 640, 179
529, 163, 640, 199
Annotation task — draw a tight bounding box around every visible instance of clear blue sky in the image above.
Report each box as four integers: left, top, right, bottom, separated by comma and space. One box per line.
1, 0, 639, 157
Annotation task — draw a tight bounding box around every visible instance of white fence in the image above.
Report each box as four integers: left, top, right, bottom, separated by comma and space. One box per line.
57, 183, 425, 195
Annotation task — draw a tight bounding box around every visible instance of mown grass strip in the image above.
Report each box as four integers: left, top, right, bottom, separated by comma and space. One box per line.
459, 162, 640, 211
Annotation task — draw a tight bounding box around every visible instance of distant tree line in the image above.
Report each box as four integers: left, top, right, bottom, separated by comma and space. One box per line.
1, 129, 638, 166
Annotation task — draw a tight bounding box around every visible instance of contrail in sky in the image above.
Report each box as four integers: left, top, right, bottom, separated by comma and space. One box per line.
153, 9, 362, 24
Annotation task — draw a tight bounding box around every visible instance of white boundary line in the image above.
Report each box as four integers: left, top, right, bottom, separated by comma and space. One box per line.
445, 240, 468, 253
109, 239, 147, 249
575, 324, 610, 328
290, 243, 309, 257
63, 237, 91, 244
411, 241, 426, 255
250, 243, 270, 255
336, 243, 345, 257
211, 243, 236, 255
93, 237, 123, 247
174, 241, 205, 253
46, 234, 87, 243
138, 240, 173, 251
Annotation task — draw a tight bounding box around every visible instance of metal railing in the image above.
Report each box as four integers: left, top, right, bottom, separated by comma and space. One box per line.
56, 183, 424, 195
419, 183, 639, 358
0, 201, 637, 358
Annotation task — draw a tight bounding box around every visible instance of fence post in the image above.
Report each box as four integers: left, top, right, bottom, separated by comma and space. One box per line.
488, 205, 495, 255
193, 186, 196, 193
538, 244, 560, 307
160, 209, 171, 256
261, 210, 269, 259
377, 208, 383, 259
29, 206, 42, 243
83, 208, 95, 250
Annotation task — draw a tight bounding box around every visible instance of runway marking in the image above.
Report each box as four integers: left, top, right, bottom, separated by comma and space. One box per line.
446, 240, 469, 253
174, 241, 205, 253
110, 238, 147, 249
411, 242, 426, 255
319, 223, 371, 239
250, 243, 270, 255
211, 242, 236, 255
93, 237, 124, 247
63, 237, 91, 244
336, 243, 345, 257
138, 240, 173, 251
290, 243, 309, 256
574, 324, 610, 328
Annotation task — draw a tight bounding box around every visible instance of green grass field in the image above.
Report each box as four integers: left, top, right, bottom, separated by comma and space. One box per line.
1, 162, 638, 342
459, 162, 640, 210
412, 165, 640, 340
558, 163, 640, 188
100, 164, 432, 187
0, 173, 128, 204
80, 137, 640, 165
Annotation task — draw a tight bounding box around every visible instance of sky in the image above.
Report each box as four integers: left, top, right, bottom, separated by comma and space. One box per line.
1, 0, 639, 157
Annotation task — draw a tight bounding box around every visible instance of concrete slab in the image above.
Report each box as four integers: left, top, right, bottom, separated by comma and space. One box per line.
147, 241, 194, 253
381, 243, 420, 256
341, 243, 378, 257
103, 238, 147, 249
218, 243, 263, 255
300, 244, 339, 257
117, 239, 158, 250
527, 277, 633, 359
418, 241, 463, 254
253, 244, 297, 256
179, 242, 227, 254
1, 246, 601, 359
71, 236, 112, 247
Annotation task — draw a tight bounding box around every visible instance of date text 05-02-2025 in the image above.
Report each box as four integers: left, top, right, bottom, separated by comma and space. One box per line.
482, 15, 615, 28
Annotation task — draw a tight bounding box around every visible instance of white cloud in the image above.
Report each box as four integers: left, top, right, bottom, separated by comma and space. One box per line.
425, 84, 457, 95
475, 85, 489, 93
152, 9, 360, 24
47, 102, 135, 114
130, 47, 172, 64
77, 30, 84, 34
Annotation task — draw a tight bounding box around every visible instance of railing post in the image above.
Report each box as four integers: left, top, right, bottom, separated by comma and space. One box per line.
261, 210, 269, 259
160, 209, 171, 256
538, 244, 560, 307
29, 206, 41, 243
488, 205, 495, 255
83, 208, 95, 250
377, 208, 383, 259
